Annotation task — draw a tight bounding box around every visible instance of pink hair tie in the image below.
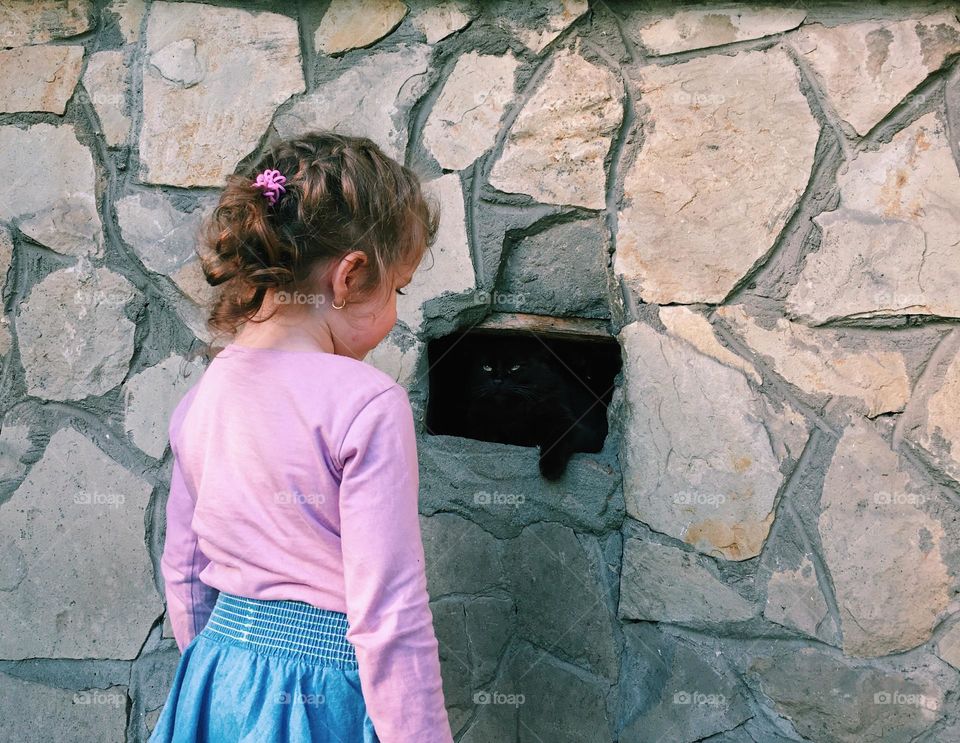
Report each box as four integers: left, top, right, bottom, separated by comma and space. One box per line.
252, 168, 287, 206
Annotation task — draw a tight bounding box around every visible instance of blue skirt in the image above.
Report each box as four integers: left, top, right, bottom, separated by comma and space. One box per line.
149, 591, 380, 743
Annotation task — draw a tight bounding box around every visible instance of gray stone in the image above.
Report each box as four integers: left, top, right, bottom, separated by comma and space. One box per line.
411, 0, 474, 43
718, 305, 910, 418
625, 6, 807, 55
936, 621, 960, 671
0, 223, 11, 356
0, 45, 84, 114
618, 320, 805, 561
0, 124, 103, 252
502, 522, 619, 678
899, 331, 960, 483
819, 418, 951, 657
786, 113, 960, 323
463, 595, 513, 685
139, 1, 305, 187
619, 538, 756, 624
792, 13, 960, 135
365, 332, 420, 389
0, 427, 163, 658
0, 0, 94, 47
0, 674, 128, 742
489, 47, 622, 209
0, 421, 31, 487
616, 46, 819, 304
762, 554, 830, 640
493, 218, 610, 319
420, 512, 502, 597
749, 648, 948, 742
423, 51, 519, 171
314, 0, 408, 55
123, 354, 206, 459
396, 174, 475, 333
116, 191, 212, 277
497, 0, 589, 54
82, 51, 131, 147
619, 624, 752, 742
275, 44, 431, 163
16, 262, 139, 401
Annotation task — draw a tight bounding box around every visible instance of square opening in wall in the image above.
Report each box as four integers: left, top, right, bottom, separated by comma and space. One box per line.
425, 313, 623, 481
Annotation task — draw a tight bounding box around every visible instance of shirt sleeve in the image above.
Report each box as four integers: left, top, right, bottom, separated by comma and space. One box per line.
338, 384, 453, 743
160, 396, 220, 653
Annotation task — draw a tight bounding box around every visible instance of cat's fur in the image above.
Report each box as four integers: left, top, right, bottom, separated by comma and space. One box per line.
461, 335, 607, 480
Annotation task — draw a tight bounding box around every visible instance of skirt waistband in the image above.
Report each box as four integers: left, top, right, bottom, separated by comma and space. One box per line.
201, 591, 358, 670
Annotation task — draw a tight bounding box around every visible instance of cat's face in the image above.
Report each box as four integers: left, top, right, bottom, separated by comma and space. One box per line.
466, 340, 554, 401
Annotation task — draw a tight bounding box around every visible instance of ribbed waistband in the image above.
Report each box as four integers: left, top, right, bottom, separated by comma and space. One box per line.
201, 591, 358, 670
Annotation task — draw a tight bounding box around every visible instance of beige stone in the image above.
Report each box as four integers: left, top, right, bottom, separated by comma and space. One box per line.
0, 224, 11, 357
787, 113, 960, 323
618, 321, 806, 561
314, 0, 408, 54
107, 0, 145, 43
0, 45, 84, 114
424, 51, 519, 170
139, 1, 305, 187
819, 418, 951, 657
793, 13, 960, 135
0, 676, 128, 741
658, 306, 760, 383
499, 0, 588, 53
489, 47, 622, 209
411, 0, 474, 43
628, 5, 806, 55
82, 50, 131, 147
0, 427, 162, 658
616, 47, 819, 304
274, 44, 431, 162
763, 555, 830, 639
396, 173, 474, 333
718, 305, 910, 417
936, 622, 960, 670
18, 193, 103, 258
366, 332, 421, 389
0, 0, 94, 47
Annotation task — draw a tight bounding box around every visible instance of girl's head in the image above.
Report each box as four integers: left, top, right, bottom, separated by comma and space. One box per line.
198, 130, 439, 359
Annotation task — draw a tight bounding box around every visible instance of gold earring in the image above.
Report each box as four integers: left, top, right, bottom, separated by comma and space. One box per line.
331, 297, 345, 310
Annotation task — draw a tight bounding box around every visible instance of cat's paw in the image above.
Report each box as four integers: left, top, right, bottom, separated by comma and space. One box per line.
538, 450, 568, 481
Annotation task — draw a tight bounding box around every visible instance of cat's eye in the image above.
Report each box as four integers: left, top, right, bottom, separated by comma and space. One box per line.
482, 363, 493, 372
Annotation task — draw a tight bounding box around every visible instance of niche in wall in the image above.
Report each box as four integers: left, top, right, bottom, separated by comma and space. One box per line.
425, 313, 623, 481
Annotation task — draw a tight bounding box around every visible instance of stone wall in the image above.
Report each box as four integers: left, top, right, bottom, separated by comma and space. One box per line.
1, 1, 960, 741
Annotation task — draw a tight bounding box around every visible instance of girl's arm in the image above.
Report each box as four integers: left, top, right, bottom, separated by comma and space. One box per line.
159, 394, 219, 653
338, 385, 454, 743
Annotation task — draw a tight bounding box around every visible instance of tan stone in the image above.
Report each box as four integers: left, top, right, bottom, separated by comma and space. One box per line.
411, 0, 474, 43
717, 305, 910, 417
489, 47, 622, 209
618, 320, 807, 561
793, 13, 960, 135
139, 1, 305, 187
396, 173, 474, 333
628, 5, 807, 55
0, 45, 84, 114
82, 50, 131, 147
787, 113, 960, 323
424, 51, 519, 170
616, 47, 819, 304
107, 0, 145, 43
274, 44, 431, 162
819, 418, 951, 657
658, 306, 760, 383
499, 0, 588, 53
314, 0, 408, 54
0, 0, 94, 47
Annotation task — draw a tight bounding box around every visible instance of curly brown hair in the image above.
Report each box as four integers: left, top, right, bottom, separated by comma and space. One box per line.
197, 130, 440, 347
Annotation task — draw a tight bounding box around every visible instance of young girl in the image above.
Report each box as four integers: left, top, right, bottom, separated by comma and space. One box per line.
149, 131, 454, 742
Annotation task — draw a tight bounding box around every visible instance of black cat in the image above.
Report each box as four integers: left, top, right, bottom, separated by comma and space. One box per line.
462, 335, 607, 480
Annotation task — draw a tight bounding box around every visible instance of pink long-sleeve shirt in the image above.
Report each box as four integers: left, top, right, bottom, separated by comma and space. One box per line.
160, 341, 453, 743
